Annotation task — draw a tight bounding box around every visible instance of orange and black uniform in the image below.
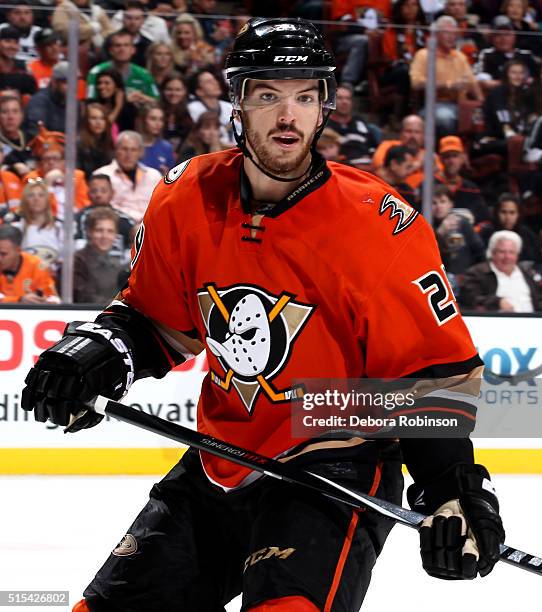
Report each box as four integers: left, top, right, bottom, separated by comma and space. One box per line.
84, 150, 482, 611
0, 252, 59, 303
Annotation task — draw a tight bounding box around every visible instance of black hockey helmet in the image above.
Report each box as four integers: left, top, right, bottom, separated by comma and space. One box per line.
225, 17, 337, 110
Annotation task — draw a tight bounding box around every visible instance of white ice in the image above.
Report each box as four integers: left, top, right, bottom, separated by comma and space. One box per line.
1, 474, 540, 611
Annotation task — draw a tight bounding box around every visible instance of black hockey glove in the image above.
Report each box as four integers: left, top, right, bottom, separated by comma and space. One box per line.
407, 463, 505, 580
21, 321, 135, 432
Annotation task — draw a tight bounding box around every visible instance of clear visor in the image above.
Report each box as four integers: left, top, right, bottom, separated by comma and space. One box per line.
229, 69, 336, 111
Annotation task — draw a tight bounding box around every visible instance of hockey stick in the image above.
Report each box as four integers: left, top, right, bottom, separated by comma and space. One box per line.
94, 395, 542, 576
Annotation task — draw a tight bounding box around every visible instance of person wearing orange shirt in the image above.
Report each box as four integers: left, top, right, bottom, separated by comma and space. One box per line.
0, 224, 59, 303
0, 146, 23, 218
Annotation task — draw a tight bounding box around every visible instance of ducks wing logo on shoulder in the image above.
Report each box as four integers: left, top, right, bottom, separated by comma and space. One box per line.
379, 193, 418, 235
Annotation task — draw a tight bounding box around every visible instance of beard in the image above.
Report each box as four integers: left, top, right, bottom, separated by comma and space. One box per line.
244, 118, 316, 177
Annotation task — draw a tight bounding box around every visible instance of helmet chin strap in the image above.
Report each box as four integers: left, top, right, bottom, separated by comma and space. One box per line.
231, 110, 331, 183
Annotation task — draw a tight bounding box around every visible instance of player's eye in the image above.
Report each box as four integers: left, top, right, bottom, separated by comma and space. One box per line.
297, 94, 316, 104
259, 92, 278, 103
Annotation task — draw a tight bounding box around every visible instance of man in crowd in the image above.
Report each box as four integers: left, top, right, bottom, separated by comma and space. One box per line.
434, 135, 490, 223
24, 61, 70, 136
27, 28, 62, 90
461, 230, 542, 311
410, 15, 483, 136
74, 173, 135, 263
439, 0, 483, 64
373, 114, 442, 189
87, 29, 159, 105
74, 207, 125, 304
0, 224, 59, 303
118, 0, 152, 67
188, 69, 233, 145
326, 84, 379, 166
0, 0, 41, 62
474, 15, 541, 91
0, 26, 37, 97
376, 144, 419, 208
94, 130, 161, 223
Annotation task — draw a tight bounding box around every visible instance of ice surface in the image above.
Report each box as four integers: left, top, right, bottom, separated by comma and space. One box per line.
1, 474, 540, 611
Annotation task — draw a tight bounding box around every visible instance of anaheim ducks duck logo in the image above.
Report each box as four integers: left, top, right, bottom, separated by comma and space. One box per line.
198, 283, 315, 413
379, 193, 418, 234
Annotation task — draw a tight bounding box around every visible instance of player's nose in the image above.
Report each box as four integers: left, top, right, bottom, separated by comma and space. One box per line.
276, 97, 297, 124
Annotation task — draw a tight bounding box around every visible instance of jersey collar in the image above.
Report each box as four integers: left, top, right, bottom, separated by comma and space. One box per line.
240, 152, 331, 218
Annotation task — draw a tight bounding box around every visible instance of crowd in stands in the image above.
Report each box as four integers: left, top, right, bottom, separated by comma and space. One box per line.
0, 0, 542, 313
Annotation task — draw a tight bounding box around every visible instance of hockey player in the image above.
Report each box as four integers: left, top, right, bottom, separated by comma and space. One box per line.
22, 17, 504, 612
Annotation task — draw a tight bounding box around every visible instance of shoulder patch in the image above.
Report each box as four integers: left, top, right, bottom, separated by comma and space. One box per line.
164, 159, 191, 184
379, 193, 418, 235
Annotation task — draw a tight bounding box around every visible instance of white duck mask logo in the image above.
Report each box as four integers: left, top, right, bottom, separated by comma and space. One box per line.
198, 283, 314, 413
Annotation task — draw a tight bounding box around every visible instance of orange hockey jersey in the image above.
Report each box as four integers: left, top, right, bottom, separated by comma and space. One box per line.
123, 150, 481, 488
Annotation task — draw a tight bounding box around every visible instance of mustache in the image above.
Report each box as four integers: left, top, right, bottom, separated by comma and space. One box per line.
268, 125, 304, 138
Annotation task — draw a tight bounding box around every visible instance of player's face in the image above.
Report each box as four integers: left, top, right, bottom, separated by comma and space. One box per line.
492, 238, 518, 274
88, 179, 113, 206
441, 150, 463, 175
88, 219, 117, 253
242, 79, 322, 177
498, 200, 519, 229
0, 239, 20, 272
0, 99, 23, 133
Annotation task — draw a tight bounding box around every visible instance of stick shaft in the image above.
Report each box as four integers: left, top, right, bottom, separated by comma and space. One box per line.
95, 395, 542, 576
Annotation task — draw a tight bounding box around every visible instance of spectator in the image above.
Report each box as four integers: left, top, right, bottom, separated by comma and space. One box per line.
0, 0, 41, 63
12, 179, 62, 272
74, 173, 135, 262
189, 0, 219, 45
24, 61, 71, 136
0, 224, 59, 303
146, 42, 175, 88
379, 0, 426, 122
315, 128, 344, 162
0, 147, 22, 217
440, 0, 483, 64
77, 103, 115, 179
111, 0, 172, 44
410, 15, 483, 136
326, 84, 379, 166
377, 144, 419, 208
87, 30, 159, 106
0, 95, 33, 178
500, 0, 541, 55
478, 59, 536, 157
25, 125, 90, 219
94, 130, 162, 223
27, 29, 62, 90
138, 102, 174, 174
474, 16, 540, 92
160, 73, 193, 151
91, 67, 137, 135
434, 135, 490, 222
52, 0, 113, 49
188, 70, 233, 145
118, 0, 153, 67
432, 184, 485, 276
461, 229, 542, 311
0, 26, 37, 97
74, 206, 124, 304
177, 111, 223, 161
372, 114, 442, 189
171, 13, 215, 77
479, 192, 541, 261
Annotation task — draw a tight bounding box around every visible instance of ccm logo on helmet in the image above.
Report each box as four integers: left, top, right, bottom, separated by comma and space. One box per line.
273, 55, 308, 62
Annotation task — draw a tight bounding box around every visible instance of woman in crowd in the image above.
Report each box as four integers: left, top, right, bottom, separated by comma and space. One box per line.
146, 42, 176, 89
90, 68, 137, 136
500, 0, 541, 54
77, 103, 115, 180
379, 0, 426, 121
171, 13, 215, 77
177, 111, 223, 161
0, 95, 34, 178
477, 59, 537, 157
138, 102, 175, 174
479, 192, 541, 261
25, 126, 90, 220
13, 179, 63, 274
160, 73, 193, 151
